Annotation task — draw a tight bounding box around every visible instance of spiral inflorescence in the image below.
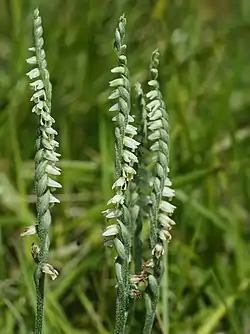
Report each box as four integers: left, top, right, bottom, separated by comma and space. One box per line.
21, 8, 62, 333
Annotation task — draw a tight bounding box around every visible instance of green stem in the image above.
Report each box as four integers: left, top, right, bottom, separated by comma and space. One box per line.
26, 9, 61, 333
34, 268, 45, 334
143, 293, 158, 334
115, 275, 127, 334
162, 244, 169, 334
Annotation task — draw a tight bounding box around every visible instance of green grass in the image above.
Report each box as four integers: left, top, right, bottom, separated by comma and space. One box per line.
0, 0, 250, 333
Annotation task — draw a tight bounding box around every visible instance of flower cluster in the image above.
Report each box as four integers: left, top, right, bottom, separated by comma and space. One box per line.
146, 50, 176, 260
102, 15, 139, 251
20, 8, 61, 282
31, 243, 59, 280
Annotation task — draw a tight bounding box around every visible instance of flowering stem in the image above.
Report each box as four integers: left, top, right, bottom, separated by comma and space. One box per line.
25, 8, 61, 333
102, 15, 140, 334
143, 50, 176, 333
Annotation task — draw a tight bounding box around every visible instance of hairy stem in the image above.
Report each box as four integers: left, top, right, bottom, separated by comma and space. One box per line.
24, 8, 61, 333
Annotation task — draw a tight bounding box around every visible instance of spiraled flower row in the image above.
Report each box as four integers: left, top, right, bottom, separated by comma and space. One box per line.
21, 8, 61, 289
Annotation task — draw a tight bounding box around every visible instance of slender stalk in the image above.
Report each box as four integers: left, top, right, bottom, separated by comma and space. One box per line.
102, 15, 139, 334
143, 50, 176, 334
162, 243, 169, 334
21, 8, 61, 333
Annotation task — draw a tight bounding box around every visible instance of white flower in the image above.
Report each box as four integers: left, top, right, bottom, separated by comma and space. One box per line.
102, 224, 119, 237
20, 225, 37, 237
102, 208, 122, 219
26, 56, 37, 65
159, 213, 175, 229
159, 229, 172, 242
152, 243, 164, 259
123, 150, 138, 164
123, 136, 140, 151
162, 186, 175, 199
107, 194, 124, 206
42, 263, 59, 280
26, 68, 40, 79
112, 177, 126, 190
125, 124, 137, 136
159, 200, 176, 214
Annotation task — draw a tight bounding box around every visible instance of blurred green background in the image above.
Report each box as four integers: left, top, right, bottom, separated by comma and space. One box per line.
1, 0, 250, 333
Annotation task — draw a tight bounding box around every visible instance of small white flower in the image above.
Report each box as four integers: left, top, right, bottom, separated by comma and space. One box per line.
102, 224, 119, 237
125, 124, 137, 136
159, 200, 176, 214
146, 90, 159, 101
123, 136, 140, 151
30, 79, 44, 91
107, 194, 124, 206
47, 178, 62, 188
26, 56, 37, 65
49, 194, 60, 204
102, 208, 122, 219
152, 243, 164, 259
123, 164, 136, 181
112, 177, 126, 190
148, 119, 162, 131
30, 89, 46, 103
162, 186, 175, 199
42, 263, 59, 280
26, 68, 40, 79
159, 213, 175, 229
123, 150, 138, 164
159, 229, 172, 242
20, 225, 37, 237
148, 130, 161, 141
128, 115, 135, 123
164, 178, 172, 187
148, 109, 161, 121
45, 164, 61, 176
111, 66, 126, 74
147, 100, 161, 113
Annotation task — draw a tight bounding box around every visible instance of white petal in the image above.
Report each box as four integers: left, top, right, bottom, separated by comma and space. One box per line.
159, 213, 175, 229
112, 177, 126, 189
42, 263, 59, 280
162, 186, 175, 199
109, 78, 124, 87
47, 178, 62, 188
107, 194, 124, 205
123, 164, 136, 176
160, 201, 176, 214
165, 177, 172, 186
152, 243, 164, 259
20, 225, 37, 237
45, 164, 61, 176
26, 56, 37, 64
49, 194, 60, 204
159, 229, 172, 242
148, 120, 162, 131
123, 150, 138, 164
102, 208, 122, 219
30, 79, 44, 91
125, 124, 137, 136
102, 224, 119, 237
123, 136, 140, 151
26, 68, 40, 79
111, 66, 125, 74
